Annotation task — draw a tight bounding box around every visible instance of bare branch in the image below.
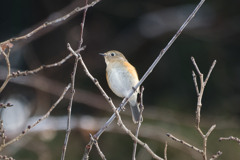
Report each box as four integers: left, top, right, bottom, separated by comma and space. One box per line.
0, 47, 11, 93
168, 57, 218, 160
133, 86, 145, 160
61, 1, 89, 158
0, 84, 71, 151
166, 133, 203, 154
209, 151, 222, 160
192, 71, 199, 96
219, 136, 240, 144
90, 134, 107, 160
164, 141, 167, 160
0, 0, 100, 45
204, 60, 217, 86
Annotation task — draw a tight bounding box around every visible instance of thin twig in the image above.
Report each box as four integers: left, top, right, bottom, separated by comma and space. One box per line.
167, 58, 218, 160
90, 134, 106, 160
0, 120, 5, 146
192, 71, 199, 96
164, 141, 167, 160
191, 57, 217, 160
0, 84, 71, 151
219, 136, 240, 144
0, 46, 84, 94
0, 48, 11, 93
209, 151, 222, 160
166, 133, 203, 153
132, 86, 144, 160
61, 1, 88, 159
0, 0, 100, 45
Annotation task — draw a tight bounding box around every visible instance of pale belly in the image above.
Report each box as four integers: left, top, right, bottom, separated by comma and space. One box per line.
107, 68, 138, 98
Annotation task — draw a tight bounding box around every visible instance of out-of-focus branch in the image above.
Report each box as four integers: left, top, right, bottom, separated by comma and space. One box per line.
0, 46, 85, 94
0, 155, 14, 160
0, 84, 71, 151
219, 136, 240, 144
0, 0, 100, 45
0, 103, 13, 108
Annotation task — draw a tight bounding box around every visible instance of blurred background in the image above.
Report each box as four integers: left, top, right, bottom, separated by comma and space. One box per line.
0, 0, 240, 159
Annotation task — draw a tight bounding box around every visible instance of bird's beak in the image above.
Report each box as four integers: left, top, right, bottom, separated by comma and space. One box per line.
99, 53, 106, 56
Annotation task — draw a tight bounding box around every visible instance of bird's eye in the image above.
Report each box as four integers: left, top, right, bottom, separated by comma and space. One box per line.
111, 53, 115, 56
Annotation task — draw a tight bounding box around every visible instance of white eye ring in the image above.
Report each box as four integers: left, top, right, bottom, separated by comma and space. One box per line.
111, 53, 115, 56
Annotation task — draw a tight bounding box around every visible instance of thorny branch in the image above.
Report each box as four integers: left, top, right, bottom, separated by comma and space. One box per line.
61, 1, 89, 160
0, 84, 71, 151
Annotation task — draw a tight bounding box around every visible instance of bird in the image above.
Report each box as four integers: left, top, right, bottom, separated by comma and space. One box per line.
99, 50, 142, 124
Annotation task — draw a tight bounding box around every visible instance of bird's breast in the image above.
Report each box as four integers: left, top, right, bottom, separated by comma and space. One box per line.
106, 63, 139, 98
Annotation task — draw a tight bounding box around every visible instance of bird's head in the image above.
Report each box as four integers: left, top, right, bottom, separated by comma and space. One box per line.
99, 50, 127, 65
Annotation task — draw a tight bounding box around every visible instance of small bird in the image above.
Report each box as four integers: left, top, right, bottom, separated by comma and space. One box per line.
99, 50, 142, 123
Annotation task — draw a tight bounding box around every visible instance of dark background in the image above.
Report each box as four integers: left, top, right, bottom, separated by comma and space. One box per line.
0, 0, 240, 159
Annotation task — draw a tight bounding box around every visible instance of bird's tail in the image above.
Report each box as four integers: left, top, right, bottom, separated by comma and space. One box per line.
130, 103, 143, 124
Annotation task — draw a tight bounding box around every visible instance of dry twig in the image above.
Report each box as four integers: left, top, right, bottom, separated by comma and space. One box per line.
164, 141, 167, 160
209, 151, 222, 160
0, 0, 100, 45
132, 86, 144, 160
61, 0, 88, 158
219, 136, 240, 144
90, 134, 106, 160
167, 57, 220, 160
